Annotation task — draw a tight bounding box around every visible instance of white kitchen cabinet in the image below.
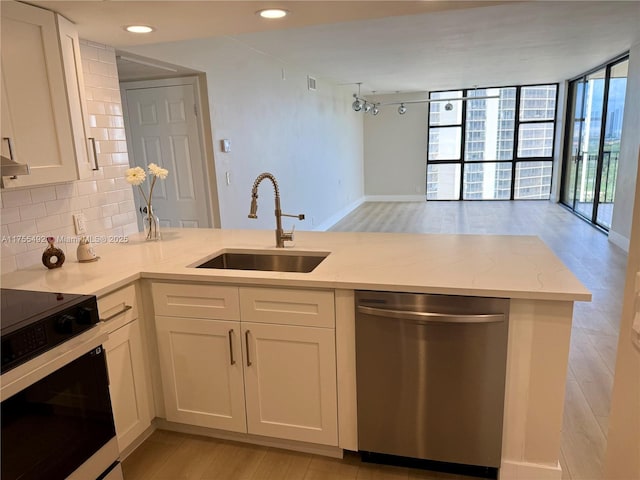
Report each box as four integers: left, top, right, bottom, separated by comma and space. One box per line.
242, 322, 338, 445
57, 14, 96, 179
0, 1, 94, 188
151, 283, 339, 447
99, 285, 152, 454
155, 316, 247, 432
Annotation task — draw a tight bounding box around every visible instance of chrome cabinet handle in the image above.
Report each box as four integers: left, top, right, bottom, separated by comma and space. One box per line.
228, 329, 236, 365
245, 330, 252, 366
357, 305, 504, 324
3, 137, 15, 161
100, 304, 132, 322
89, 137, 99, 170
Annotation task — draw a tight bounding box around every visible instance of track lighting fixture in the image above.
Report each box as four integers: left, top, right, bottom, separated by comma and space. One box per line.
350, 85, 499, 117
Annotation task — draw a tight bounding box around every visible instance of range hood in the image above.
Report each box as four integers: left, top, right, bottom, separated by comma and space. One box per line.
1, 154, 30, 177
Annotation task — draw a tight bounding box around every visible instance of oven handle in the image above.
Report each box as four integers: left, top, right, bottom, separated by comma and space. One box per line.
1, 329, 108, 402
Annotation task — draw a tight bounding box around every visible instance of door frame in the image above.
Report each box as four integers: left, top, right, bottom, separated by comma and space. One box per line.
560, 53, 629, 231
120, 76, 221, 229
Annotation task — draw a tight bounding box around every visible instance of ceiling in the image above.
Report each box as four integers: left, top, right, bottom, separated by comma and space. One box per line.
29, 1, 640, 93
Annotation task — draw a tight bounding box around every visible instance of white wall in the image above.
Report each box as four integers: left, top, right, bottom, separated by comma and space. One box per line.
363, 92, 428, 200
122, 36, 364, 231
609, 42, 640, 251
0, 41, 137, 273
605, 144, 640, 478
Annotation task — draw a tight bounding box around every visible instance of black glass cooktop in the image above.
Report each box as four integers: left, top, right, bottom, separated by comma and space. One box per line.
1, 289, 99, 373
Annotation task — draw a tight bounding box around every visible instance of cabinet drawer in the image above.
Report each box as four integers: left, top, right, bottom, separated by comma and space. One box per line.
98, 284, 138, 333
240, 287, 335, 328
152, 283, 240, 320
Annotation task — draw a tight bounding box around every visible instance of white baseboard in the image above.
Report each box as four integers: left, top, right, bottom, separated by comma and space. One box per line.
364, 195, 425, 202
608, 230, 630, 252
156, 418, 343, 458
499, 460, 562, 480
313, 197, 366, 231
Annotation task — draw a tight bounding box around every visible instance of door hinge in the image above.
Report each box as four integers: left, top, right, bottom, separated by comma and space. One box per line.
193, 104, 198, 116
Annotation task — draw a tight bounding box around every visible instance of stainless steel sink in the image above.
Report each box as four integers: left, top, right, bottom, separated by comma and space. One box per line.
195, 251, 329, 273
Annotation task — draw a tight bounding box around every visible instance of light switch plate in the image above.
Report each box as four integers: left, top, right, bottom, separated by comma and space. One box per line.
221, 139, 231, 153
73, 213, 87, 235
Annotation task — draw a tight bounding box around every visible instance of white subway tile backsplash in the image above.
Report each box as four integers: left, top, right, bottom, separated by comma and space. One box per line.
2, 255, 17, 274
0, 40, 138, 272
1, 207, 21, 225
36, 214, 63, 232
8, 220, 37, 236
77, 181, 98, 196
46, 199, 71, 215
30, 186, 57, 203
55, 183, 77, 199
19, 202, 46, 220
97, 179, 116, 192
89, 192, 109, 208
15, 250, 43, 271
101, 203, 119, 218
2, 189, 31, 207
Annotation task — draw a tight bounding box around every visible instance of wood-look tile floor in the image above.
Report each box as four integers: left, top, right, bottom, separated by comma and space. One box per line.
124, 201, 626, 480
123, 430, 482, 480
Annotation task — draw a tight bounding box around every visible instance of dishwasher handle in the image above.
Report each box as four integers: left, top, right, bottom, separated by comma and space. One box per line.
357, 305, 505, 324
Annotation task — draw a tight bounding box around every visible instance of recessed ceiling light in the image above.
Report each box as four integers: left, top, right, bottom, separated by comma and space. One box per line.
124, 25, 155, 34
257, 8, 288, 19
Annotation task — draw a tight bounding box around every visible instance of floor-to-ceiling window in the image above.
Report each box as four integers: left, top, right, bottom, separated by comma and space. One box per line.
561, 55, 628, 230
427, 84, 557, 200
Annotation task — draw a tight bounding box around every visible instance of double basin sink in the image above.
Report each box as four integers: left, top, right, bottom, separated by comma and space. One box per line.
194, 250, 329, 273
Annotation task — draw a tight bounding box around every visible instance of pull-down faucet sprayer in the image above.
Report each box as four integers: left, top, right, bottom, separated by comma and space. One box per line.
248, 173, 305, 247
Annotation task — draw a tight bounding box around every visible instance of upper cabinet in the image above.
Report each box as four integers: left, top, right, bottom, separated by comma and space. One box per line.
0, 1, 95, 189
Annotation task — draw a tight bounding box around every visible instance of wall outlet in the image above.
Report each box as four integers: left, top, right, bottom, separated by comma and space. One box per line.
73, 213, 87, 235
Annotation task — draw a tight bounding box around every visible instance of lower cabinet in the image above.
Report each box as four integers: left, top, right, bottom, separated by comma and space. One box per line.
152, 283, 338, 446
243, 322, 337, 445
99, 284, 152, 454
155, 316, 246, 432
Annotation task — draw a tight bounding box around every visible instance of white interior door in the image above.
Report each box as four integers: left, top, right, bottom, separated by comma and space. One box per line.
123, 79, 211, 228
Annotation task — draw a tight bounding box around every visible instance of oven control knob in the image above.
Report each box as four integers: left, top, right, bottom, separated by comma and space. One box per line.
56, 314, 75, 334
77, 306, 97, 325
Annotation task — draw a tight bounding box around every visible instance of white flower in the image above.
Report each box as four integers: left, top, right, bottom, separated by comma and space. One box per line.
125, 166, 146, 186
148, 163, 169, 180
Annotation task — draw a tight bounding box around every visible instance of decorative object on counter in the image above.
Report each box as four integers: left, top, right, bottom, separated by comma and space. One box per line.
125, 163, 168, 241
77, 236, 99, 263
42, 237, 65, 269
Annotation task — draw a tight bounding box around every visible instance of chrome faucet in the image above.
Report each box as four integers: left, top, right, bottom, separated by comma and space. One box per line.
248, 172, 305, 248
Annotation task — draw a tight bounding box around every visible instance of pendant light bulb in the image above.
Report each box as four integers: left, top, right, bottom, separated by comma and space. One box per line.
372, 105, 380, 116
398, 103, 407, 115
364, 103, 372, 113
352, 99, 363, 112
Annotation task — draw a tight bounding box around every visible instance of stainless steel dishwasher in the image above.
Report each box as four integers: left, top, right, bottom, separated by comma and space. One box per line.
355, 291, 509, 475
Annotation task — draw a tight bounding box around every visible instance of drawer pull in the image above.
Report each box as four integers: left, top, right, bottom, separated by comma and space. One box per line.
228, 329, 236, 365
100, 304, 133, 322
245, 330, 252, 367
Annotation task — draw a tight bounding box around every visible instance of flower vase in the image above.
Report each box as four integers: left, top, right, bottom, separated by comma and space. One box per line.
144, 206, 161, 241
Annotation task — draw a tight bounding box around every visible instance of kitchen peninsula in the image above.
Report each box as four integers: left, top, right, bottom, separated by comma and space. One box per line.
1, 228, 590, 480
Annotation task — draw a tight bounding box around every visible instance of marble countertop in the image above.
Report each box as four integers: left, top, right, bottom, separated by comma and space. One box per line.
0, 228, 591, 301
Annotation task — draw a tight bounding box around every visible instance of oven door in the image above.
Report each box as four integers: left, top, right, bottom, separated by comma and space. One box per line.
1, 330, 118, 480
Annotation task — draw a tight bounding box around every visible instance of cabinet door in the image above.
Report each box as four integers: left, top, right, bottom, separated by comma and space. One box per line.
242, 322, 338, 446
57, 14, 95, 179
0, 1, 79, 187
155, 316, 246, 432
104, 319, 152, 453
